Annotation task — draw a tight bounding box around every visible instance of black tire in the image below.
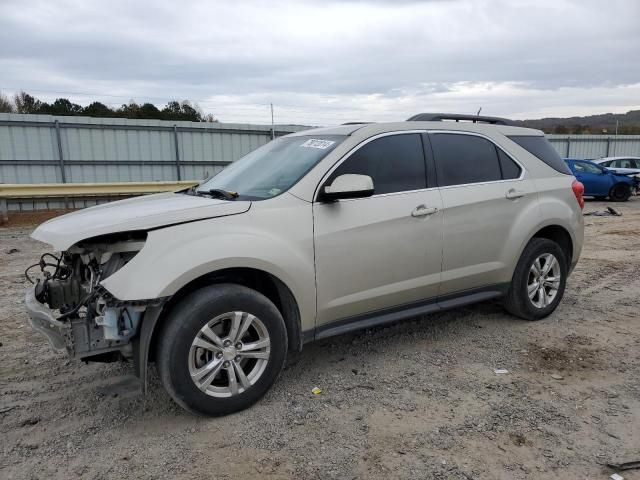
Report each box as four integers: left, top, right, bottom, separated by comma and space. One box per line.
156, 283, 288, 416
504, 238, 568, 321
609, 183, 631, 202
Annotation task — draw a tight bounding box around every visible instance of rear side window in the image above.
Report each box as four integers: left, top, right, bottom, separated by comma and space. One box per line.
430, 133, 504, 186
330, 133, 426, 195
498, 150, 521, 179
615, 158, 638, 168
508, 135, 572, 174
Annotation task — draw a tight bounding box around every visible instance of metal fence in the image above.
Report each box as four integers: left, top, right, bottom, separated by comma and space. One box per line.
2, 113, 640, 213
546, 134, 640, 159
0, 113, 307, 185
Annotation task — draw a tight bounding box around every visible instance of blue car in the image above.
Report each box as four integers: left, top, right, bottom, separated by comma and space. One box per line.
564, 158, 636, 202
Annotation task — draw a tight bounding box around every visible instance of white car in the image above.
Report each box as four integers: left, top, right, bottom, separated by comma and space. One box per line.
593, 156, 640, 177
25, 113, 585, 416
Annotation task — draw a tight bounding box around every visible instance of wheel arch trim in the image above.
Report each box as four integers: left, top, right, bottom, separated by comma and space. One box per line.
134, 266, 304, 394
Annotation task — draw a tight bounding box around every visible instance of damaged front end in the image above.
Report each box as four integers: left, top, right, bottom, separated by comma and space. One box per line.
25, 231, 163, 363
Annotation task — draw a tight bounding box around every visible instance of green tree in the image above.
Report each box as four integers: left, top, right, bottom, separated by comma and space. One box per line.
82, 101, 114, 117
117, 101, 141, 118
138, 102, 163, 119
47, 98, 83, 116
161, 100, 203, 121
13, 91, 41, 113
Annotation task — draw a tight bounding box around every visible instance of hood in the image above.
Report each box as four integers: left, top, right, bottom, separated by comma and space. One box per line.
31, 192, 251, 251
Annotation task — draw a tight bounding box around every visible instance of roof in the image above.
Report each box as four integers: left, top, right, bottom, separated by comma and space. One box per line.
595, 156, 640, 161
286, 121, 542, 138
287, 124, 367, 136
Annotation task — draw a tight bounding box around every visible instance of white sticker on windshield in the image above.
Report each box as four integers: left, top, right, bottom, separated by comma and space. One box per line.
300, 139, 335, 149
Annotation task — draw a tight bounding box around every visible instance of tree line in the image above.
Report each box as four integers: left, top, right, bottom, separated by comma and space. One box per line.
0, 91, 217, 122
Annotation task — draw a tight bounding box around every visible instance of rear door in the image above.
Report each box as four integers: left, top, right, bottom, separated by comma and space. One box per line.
428, 131, 538, 295
313, 132, 443, 326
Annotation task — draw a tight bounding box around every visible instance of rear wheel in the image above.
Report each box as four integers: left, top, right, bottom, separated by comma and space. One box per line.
156, 284, 288, 416
609, 183, 631, 202
504, 238, 567, 320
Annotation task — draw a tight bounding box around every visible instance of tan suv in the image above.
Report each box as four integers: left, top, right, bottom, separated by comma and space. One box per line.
25, 113, 585, 415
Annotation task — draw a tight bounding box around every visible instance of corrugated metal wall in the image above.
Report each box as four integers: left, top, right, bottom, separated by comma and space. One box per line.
546, 134, 640, 159
2, 113, 640, 212
0, 113, 308, 185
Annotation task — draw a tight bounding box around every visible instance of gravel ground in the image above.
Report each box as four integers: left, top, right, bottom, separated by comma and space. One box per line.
1, 199, 639, 480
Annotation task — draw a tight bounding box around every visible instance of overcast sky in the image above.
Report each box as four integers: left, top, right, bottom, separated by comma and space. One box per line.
1, 0, 638, 125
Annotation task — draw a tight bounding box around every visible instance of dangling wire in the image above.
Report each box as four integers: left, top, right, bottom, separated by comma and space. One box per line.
24, 253, 71, 284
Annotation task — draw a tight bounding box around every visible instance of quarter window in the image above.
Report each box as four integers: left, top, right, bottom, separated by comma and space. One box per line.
430, 133, 513, 186
498, 149, 522, 180
329, 134, 426, 195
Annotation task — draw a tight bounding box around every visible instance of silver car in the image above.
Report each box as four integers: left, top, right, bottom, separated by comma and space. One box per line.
593, 156, 640, 177
25, 113, 585, 415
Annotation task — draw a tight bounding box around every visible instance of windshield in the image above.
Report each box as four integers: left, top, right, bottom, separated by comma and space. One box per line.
196, 135, 346, 200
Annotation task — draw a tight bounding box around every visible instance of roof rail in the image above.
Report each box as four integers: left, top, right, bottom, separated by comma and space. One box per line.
341, 122, 374, 125
406, 113, 514, 126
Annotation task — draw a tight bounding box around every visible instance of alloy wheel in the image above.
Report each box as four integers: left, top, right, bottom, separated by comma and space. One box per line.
527, 253, 561, 308
188, 311, 271, 397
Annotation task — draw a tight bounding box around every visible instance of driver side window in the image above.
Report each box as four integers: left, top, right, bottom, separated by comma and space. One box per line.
329, 134, 427, 195
576, 162, 602, 174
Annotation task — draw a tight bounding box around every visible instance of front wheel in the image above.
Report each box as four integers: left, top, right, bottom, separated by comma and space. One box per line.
609, 183, 631, 202
504, 238, 568, 321
156, 284, 288, 416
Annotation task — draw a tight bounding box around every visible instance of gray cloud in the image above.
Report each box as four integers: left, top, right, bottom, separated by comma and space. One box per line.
0, 0, 638, 124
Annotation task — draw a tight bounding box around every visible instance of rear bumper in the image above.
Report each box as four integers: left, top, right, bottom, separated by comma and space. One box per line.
25, 287, 69, 351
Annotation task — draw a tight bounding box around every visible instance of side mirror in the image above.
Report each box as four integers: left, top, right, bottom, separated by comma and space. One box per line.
321, 174, 374, 201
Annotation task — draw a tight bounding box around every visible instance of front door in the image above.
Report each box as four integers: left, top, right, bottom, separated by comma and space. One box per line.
313, 132, 443, 326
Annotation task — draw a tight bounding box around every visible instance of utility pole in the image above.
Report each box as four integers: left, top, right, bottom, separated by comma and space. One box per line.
270, 103, 275, 140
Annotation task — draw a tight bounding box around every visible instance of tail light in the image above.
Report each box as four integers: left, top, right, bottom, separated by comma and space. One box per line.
572, 180, 585, 209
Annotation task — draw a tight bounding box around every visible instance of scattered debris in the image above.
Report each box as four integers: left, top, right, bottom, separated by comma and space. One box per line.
494, 368, 509, 375
584, 207, 622, 217
311, 387, 322, 395
510, 433, 527, 446
4, 247, 19, 254
610, 473, 624, 480
550, 373, 564, 380
607, 460, 640, 471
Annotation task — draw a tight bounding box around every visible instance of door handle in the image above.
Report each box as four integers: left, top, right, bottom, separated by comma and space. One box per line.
411, 205, 438, 217
505, 188, 526, 200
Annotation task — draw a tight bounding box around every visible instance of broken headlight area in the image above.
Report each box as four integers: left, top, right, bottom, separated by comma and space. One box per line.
25, 231, 159, 362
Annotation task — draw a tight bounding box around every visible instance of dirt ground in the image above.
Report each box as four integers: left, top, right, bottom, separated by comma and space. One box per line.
1, 199, 639, 480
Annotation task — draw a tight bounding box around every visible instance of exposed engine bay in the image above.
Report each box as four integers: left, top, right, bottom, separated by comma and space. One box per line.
25, 231, 160, 362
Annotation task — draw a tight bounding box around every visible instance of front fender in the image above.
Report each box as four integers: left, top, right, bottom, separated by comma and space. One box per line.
101, 198, 316, 330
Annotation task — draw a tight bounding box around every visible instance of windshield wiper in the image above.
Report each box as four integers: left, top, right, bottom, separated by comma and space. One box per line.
198, 188, 239, 200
